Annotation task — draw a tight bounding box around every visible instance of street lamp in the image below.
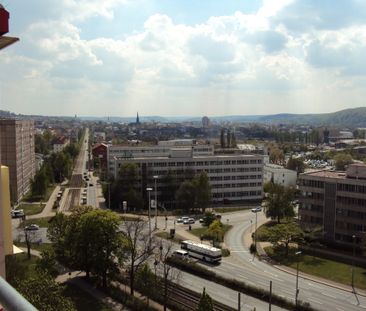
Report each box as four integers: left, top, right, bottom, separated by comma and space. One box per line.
153, 175, 158, 230
352, 235, 356, 289
146, 187, 153, 243
295, 251, 302, 308
251, 208, 259, 250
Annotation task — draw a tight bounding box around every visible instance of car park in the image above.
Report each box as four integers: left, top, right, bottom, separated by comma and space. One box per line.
25, 224, 39, 231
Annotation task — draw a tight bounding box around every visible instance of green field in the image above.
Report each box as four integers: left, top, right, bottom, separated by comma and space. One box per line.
14, 241, 53, 253
19, 216, 54, 229
18, 203, 46, 216
213, 207, 250, 213
23, 185, 56, 203
265, 246, 366, 290
190, 224, 232, 241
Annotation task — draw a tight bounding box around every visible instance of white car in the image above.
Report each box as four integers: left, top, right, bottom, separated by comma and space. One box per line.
188, 218, 195, 224
251, 207, 262, 213
25, 224, 40, 231
176, 218, 183, 223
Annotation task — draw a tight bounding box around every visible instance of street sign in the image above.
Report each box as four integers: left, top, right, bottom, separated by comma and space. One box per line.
151, 199, 156, 208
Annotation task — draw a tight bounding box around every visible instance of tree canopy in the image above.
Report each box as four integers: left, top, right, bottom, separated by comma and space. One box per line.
265, 183, 295, 223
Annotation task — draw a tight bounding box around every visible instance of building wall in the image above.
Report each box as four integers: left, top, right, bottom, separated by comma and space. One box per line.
0, 119, 35, 202
0, 166, 13, 278
299, 166, 366, 249
111, 154, 263, 204
263, 164, 297, 187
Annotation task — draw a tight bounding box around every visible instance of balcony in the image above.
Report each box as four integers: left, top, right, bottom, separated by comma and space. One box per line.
0, 277, 37, 311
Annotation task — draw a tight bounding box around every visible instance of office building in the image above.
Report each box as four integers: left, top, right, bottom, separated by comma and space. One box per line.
108, 141, 263, 206
0, 119, 35, 202
263, 164, 297, 188
299, 164, 366, 250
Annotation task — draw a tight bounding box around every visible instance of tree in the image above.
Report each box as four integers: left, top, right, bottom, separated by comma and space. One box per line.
31, 167, 48, 197
194, 172, 211, 213
206, 220, 224, 244
202, 212, 216, 227
176, 180, 196, 213
122, 220, 155, 295
267, 222, 303, 257
334, 153, 353, 170
265, 183, 295, 223
196, 288, 213, 311
269, 148, 285, 165
135, 264, 155, 306
286, 157, 305, 174
15, 271, 76, 311
47, 212, 70, 262
36, 249, 58, 277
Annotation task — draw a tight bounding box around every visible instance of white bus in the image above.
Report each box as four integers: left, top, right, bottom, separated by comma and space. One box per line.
180, 240, 222, 263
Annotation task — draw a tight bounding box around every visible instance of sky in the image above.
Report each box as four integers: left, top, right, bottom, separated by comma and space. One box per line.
1, 0, 366, 117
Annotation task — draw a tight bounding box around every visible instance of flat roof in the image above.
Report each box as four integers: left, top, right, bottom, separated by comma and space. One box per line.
114, 154, 262, 161
303, 170, 346, 179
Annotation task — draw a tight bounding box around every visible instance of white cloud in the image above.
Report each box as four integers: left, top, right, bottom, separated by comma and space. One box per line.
2, 0, 366, 116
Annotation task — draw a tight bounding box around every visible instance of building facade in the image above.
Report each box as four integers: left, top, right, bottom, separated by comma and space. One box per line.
298, 164, 366, 250
107, 142, 263, 206
263, 164, 297, 188
0, 119, 35, 202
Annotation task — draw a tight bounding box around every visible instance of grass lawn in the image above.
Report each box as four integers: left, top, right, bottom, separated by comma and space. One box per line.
14, 241, 53, 253
19, 216, 54, 229
18, 203, 46, 216
190, 224, 232, 241
155, 231, 184, 244
5, 253, 39, 284
256, 221, 281, 241
265, 246, 366, 290
23, 185, 56, 203
63, 283, 113, 311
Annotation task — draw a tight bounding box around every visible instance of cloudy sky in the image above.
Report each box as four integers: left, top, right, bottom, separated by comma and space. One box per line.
0, 0, 366, 117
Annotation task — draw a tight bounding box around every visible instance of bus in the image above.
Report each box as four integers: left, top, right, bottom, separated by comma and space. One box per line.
180, 240, 222, 263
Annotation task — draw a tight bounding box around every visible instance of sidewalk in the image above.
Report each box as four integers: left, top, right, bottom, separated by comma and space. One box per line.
27, 185, 60, 219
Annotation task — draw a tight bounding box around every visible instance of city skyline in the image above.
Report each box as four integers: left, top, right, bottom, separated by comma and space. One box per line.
1, 0, 366, 117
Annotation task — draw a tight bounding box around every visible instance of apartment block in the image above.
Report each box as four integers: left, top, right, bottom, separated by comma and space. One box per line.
107, 141, 263, 206
299, 164, 366, 250
0, 119, 35, 202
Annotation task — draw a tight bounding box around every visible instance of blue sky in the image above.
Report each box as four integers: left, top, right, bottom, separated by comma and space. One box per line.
1, 0, 366, 117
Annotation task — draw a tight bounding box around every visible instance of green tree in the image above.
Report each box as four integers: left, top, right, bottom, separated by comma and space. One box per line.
196, 288, 213, 311
286, 157, 305, 174
135, 263, 155, 306
267, 222, 303, 257
265, 183, 295, 223
194, 172, 211, 213
36, 249, 58, 277
31, 167, 48, 197
206, 220, 224, 244
176, 180, 196, 213
334, 153, 353, 170
202, 212, 216, 227
15, 271, 76, 311
47, 212, 70, 262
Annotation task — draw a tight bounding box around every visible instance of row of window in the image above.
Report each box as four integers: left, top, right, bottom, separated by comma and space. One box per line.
211, 183, 262, 189
337, 196, 366, 207
300, 179, 324, 188
301, 192, 324, 200
336, 208, 366, 219
212, 191, 262, 198
337, 183, 366, 194
335, 234, 361, 244
299, 203, 323, 212
300, 215, 322, 224
145, 160, 262, 167
210, 175, 262, 181
336, 221, 364, 232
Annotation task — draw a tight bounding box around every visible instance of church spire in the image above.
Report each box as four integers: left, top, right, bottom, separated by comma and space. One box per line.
136, 112, 140, 125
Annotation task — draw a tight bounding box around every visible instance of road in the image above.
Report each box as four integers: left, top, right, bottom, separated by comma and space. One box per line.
218, 210, 366, 311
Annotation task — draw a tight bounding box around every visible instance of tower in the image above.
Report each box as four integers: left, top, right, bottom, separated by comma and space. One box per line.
136, 112, 140, 125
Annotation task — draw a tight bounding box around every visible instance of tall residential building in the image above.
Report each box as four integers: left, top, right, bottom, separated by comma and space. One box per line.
0, 119, 35, 203
0, 165, 13, 278
298, 164, 366, 250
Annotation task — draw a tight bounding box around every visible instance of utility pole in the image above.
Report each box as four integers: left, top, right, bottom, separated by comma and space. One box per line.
237, 292, 241, 311
153, 175, 158, 230
269, 280, 272, 311
295, 251, 302, 308
352, 235, 356, 289
146, 187, 153, 245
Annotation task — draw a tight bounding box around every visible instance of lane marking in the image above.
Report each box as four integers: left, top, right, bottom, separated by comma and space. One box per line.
336, 308, 345, 311
322, 292, 336, 299
309, 298, 324, 305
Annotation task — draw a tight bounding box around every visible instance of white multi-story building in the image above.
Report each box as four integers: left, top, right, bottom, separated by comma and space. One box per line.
107, 142, 263, 205
263, 164, 297, 188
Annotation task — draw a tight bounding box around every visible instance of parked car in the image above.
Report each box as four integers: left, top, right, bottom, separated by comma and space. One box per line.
183, 219, 190, 225
11, 209, 24, 218
199, 218, 204, 223
188, 218, 195, 224
176, 218, 183, 223
89, 183, 93, 187
251, 207, 262, 213
25, 224, 39, 231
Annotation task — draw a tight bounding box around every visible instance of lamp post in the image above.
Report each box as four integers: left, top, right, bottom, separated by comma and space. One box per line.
146, 187, 153, 244
295, 251, 302, 308
153, 175, 158, 230
352, 235, 356, 289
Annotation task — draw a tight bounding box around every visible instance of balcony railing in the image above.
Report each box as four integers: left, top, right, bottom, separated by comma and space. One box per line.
0, 277, 37, 311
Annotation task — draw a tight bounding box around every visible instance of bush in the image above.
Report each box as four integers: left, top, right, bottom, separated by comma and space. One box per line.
221, 248, 230, 257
